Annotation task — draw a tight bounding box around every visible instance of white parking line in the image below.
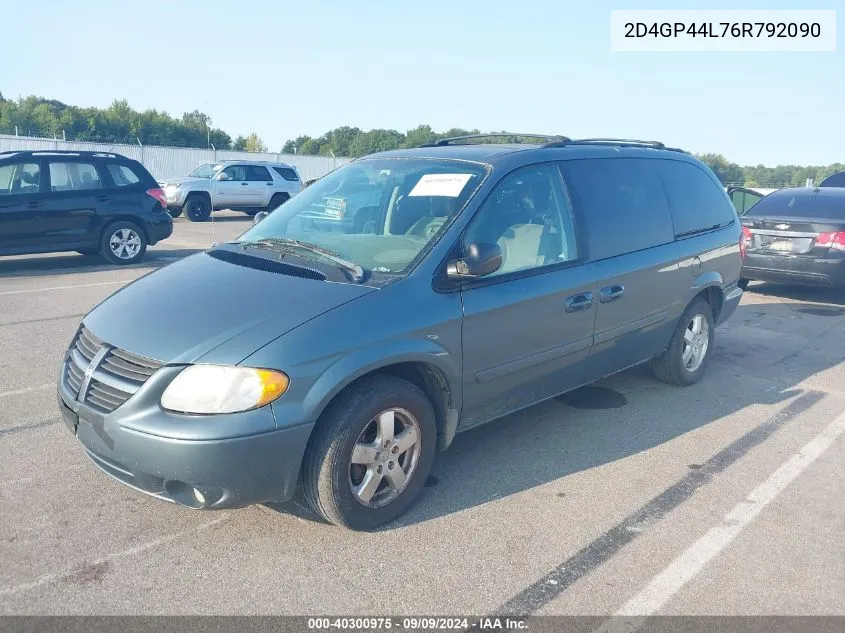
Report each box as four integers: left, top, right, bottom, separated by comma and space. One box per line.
0, 515, 230, 596
597, 408, 845, 632
0, 384, 54, 398
0, 280, 129, 296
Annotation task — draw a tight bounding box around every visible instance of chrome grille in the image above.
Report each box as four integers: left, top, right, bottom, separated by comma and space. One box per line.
64, 326, 164, 413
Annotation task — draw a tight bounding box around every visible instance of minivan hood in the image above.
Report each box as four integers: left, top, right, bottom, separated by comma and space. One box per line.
83, 252, 375, 365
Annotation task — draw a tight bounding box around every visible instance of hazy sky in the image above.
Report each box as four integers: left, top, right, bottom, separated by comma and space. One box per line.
1, 0, 841, 165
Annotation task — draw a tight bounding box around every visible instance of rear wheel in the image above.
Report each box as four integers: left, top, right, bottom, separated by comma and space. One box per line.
265, 193, 289, 212
738, 278, 749, 291
652, 297, 715, 386
100, 221, 147, 265
168, 206, 183, 219
184, 193, 211, 222
302, 375, 437, 530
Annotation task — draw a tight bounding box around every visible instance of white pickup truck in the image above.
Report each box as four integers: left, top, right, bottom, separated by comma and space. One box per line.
159, 160, 302, 221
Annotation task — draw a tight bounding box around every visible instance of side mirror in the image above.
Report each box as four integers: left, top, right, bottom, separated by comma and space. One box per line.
446, 241, 503, 281
215, 172, 231, 181
253, 211, 269, 225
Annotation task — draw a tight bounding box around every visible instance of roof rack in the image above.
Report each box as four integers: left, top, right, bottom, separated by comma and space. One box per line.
419, 133, 572, 147
542, 137, 687, 153
0, 149, 129, 159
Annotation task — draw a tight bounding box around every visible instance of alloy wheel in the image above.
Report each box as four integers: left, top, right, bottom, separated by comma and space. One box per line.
348, 408, 421, 508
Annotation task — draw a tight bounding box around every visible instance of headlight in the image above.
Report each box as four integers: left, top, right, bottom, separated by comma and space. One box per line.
160, 365, 289, 415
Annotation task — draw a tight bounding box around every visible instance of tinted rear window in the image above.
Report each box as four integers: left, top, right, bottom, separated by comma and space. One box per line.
560, 158, 675, 261
746, 191, 845, 221
273, 166, 300, 181
656, 160, 736, 236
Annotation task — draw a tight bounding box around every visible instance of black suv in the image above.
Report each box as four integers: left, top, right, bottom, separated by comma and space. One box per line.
0, 150, 173, 265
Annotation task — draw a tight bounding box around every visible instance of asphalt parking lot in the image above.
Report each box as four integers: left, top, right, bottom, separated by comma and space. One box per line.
0, 212, 843, 616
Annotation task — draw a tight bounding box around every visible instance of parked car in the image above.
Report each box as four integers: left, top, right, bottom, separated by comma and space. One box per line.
0, 150, 172, 265
58, 136, 743, 530
740, 186, 845, 290
819, 171, 845, 187
159, 160, 302, 221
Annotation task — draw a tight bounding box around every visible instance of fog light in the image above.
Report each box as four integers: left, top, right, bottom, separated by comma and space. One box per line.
193, 488, 206, 505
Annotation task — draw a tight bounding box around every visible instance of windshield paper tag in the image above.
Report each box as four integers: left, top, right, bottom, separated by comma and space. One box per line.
408, 173, 472, 197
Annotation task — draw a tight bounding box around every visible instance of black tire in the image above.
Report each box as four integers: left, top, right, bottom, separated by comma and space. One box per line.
738, 278, 749, 291
100, 221, 147, 265
353, 211, 377, 234
184, 193, 212, 222
168, 206, 183, 219
651, 297, 715, 387
266, 193, 289, 212
302, 375, 437, 530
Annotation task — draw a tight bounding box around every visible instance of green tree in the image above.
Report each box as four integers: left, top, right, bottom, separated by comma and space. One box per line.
0, 94, 233, 149
232, 136, 248, 151
244, 132, 268, 153
696, 153, 744, 185
282, 135, 312, 154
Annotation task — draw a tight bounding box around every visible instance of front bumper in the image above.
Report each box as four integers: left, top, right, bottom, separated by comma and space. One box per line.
58, 373, 314, 510
742, 252, 845, 289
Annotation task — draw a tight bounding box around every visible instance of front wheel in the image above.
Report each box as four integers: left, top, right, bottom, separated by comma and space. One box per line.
184, 193, 212, 222
302, 375, 437, 530
651, 297, 715, 386
100, 221, 147, 265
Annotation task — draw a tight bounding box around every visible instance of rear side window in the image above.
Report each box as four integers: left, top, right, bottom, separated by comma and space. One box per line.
49, 162, 102, 191
560, 158, 675, 261
0, 162, 41, 195
746, 191, 845, 221
273, 166, 300, 181
247, 165, 273, 181
106, 163, 141, 187
657, 160, 736, 236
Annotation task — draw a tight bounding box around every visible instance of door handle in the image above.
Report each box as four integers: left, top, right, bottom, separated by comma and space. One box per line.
565, 292, 593, 313
267, 182, 273, 186
96, 195, 110, 202
27, 202, 42, 209
241, 182, 249, 186
600, 284, 625, 303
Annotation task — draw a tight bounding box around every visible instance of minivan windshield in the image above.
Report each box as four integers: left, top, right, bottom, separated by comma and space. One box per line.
236, 158, 488, 275
189, 163, 223, 179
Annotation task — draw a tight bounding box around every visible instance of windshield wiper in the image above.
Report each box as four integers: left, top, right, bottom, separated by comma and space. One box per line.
238, 237, 365, 282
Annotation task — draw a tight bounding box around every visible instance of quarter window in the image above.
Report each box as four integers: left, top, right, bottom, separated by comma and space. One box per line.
657, 160, 736, 236
273, 166, 300, 181
50, 162, 102, 191
106, 163, 141, 187
463, 164, 579, 277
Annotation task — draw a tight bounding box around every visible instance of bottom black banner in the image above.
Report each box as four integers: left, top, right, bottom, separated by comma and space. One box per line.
0, 616, 842, 633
